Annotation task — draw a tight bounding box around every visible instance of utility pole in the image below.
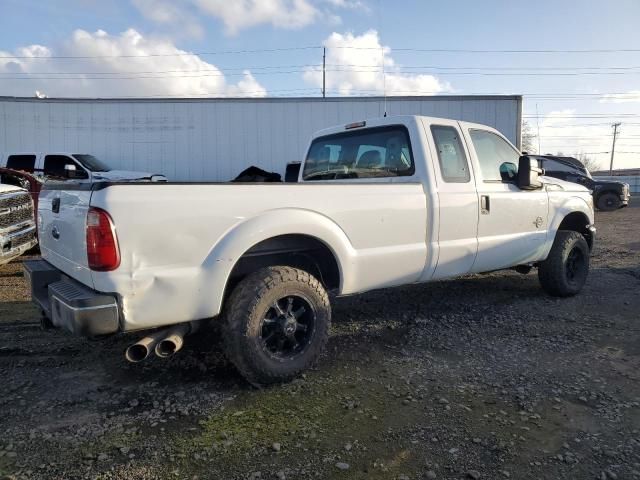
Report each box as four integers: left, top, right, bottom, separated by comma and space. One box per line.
609, 122, 621, 175
322, 47, 326, 99
535, 103, 541, 154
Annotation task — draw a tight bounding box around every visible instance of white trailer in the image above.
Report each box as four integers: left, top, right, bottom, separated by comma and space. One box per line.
0, 95, 522, 181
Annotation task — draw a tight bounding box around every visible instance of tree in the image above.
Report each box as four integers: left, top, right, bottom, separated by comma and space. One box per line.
576, 153, 601, 172
521, 121, 537, 154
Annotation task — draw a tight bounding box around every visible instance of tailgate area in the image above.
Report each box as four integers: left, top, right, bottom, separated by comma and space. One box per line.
24, 259, 119, 336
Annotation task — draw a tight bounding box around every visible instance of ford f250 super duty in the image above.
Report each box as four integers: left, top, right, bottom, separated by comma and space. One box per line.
25, 116, 596, 385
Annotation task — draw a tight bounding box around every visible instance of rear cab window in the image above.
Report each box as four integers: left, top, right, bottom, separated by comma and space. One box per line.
431, 126, 470, 183
302, 126, 414, 181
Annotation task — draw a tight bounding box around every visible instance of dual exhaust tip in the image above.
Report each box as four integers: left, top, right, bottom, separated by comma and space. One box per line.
125, 323, 190, 363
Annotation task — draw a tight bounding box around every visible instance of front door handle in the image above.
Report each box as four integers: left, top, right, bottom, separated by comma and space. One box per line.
481, 195, 490, 214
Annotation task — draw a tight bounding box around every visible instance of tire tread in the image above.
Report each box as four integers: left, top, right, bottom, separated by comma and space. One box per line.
222, 266, 330, 386
538, 230, 589, 297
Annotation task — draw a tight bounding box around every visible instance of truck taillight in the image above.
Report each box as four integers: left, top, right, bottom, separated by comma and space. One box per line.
86, 207, 120, 271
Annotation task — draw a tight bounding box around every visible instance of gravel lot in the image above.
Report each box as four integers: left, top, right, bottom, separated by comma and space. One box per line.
1, 205, 639, 480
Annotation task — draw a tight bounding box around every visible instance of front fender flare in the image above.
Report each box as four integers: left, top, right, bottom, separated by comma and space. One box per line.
544, 194, 594, 257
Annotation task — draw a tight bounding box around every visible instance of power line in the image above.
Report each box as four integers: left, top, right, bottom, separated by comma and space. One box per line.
0, 64, 322, 75
327, 64, 640, 71
3, 46, 640, 60
338, 47, 640, 54
5, 70, 640, 80
0, 46, 322, 60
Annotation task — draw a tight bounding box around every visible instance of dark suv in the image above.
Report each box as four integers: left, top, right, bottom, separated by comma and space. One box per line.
535, 155, 630, 211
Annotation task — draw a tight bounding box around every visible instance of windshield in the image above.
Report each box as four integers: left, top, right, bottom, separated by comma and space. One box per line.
72, 154, 111, 172
302, 126, 414, 181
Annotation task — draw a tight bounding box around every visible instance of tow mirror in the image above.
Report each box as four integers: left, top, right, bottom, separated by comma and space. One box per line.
63, 163, 88, 179
517, 156, 544, 190
64, 164, 79, 178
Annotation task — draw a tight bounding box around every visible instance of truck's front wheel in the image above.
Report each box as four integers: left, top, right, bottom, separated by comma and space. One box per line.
596, 192, 621, 211
538, 231, 590, 297
222, 266, 331, 386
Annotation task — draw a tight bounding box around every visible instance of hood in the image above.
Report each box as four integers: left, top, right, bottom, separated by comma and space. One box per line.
0, 183, 26, 194
541, 176, 590, 193
593, 179, 628, 188
91, 170, 167, 182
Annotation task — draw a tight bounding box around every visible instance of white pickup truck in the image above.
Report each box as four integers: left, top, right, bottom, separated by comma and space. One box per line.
25, 115, 596, 385
1, 152, 167, 182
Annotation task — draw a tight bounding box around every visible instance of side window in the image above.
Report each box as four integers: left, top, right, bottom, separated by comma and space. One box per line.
302, 126, 414, 181
431, 125, 470, 183
6, 155, 36, 173
43, 155, 85, 178
469, 130, 520, 182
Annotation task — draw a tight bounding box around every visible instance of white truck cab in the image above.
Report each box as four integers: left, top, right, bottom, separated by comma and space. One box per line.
25, 115, 595, 385
1, 152, 167, 182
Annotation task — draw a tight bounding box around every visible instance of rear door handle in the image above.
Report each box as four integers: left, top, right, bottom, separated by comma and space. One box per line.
52, 197, 60, 214
480, 195, 490, 214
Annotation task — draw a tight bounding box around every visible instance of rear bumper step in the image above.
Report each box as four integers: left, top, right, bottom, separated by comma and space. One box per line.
24, 259, 119, 336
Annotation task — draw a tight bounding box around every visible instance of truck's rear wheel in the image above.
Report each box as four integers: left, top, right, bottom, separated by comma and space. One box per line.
597, 192, 621, 211
222, 266, 331, 386
538, 231, 590, 297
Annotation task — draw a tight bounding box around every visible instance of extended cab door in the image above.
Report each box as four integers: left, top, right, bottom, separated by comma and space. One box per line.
463, 128, 548, 273
424, 119, 479, 279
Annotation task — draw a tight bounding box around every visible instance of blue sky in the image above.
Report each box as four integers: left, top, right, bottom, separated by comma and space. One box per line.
1, 0, 639, 169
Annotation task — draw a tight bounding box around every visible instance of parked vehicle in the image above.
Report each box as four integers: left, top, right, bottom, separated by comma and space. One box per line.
0, 183, 37, 265
536, 155, 630, 211
25, 116, 596, 385
1, 152, 167, 182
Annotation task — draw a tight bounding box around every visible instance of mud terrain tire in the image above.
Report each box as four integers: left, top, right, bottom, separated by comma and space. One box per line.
222, 266, 331, 386
538, 231, 590, 297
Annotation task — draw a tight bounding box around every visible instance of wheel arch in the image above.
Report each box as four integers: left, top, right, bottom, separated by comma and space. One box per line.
545, 195, 595, 258
224, 233, 341, 305
557, 211, 594, 250
202, 208, 354, 317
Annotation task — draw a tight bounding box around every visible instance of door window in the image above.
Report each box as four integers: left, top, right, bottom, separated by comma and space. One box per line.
431, 126, 470, 183
6, 155, 36, 173
43, 155, 87, 179
469, 130, 520, 182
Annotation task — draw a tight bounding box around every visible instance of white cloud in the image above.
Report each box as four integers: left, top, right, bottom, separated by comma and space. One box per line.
601, 90, 640, 103
323, 0, 368, 10
303, 30, 451, 96
194, 0, 320, 34
132, 0, 204, 38
132, 0, 367, 35
0, 29, 267, 98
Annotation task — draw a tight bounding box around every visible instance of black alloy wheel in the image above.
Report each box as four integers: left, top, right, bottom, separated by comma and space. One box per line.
260, 295, 315, 359
565, 246, 586, 285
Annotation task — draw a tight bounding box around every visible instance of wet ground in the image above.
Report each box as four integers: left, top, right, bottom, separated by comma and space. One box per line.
1, 205, 639, 480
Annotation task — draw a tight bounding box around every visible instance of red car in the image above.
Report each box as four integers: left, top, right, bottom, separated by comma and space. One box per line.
0, 168, 42, 211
